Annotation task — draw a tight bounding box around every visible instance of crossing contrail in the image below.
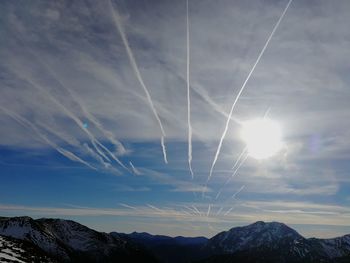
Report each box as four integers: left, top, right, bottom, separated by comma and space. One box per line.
147, 204, 164, 213
207, 0, 293, 182
33, 55, 128, 158
192, 84, 241, 125
224, 206, 235, 216
186, 0, 194, 179
206, 204, 211, 217
215, 153, 248, 200
0, 107, 96, 170
232, 147, 247, 169
191, 205, 202, 217
232, 185, 245, 199
129, 161, 141, 175
9, 61, 130, 171
107, 0, 168, 164
216, 206, 223, 216
184, 205, 197, 215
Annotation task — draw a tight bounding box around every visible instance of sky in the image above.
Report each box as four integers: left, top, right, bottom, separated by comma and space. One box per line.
1, 0, 350, 239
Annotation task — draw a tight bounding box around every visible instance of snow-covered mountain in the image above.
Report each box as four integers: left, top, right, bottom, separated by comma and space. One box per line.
0, 234, 55, 263
202, 221, 350, 263
310, 234, 350, 259
0, 216, 158, 263
0, 217, 350, 263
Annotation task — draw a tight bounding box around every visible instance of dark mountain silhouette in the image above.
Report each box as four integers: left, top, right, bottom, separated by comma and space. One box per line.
1, 216, 350, 263
114, 231, 208, 263
0, 216, 158, 263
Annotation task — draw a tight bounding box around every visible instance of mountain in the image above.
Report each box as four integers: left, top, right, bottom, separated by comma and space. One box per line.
113, 231, 208, 263
120, 231, 208, 246
0, 216, 350, 263
0, 234, 56, 262
201, 221, 350, 263
0, 216, 158, 263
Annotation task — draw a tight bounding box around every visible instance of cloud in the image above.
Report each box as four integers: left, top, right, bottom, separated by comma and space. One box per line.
1, 0, 350, 236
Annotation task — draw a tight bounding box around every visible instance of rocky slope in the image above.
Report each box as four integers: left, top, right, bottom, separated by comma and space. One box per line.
0, 216, 158, 263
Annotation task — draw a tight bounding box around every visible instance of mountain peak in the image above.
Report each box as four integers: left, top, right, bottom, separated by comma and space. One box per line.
207, 221, 304, 254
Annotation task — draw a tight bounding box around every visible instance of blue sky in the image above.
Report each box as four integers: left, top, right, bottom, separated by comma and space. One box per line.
1, 0, 350, 238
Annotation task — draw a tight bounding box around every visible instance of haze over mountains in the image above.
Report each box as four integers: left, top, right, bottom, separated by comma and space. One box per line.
0, 216, 349, 263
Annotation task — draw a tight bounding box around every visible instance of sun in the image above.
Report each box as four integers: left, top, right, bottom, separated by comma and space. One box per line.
241, 118, 282, 160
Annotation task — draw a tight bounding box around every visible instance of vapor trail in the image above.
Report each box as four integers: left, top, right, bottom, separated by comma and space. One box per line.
184, 205, 197, 215
232, 185, 245, 199
0, 107, 96, 170
206, 204, 211, 217
191, 205, 202, 217
215, 153, 248, 200
119, 203, 137, 210
10, 63, 129, 171
108, 0, 168, 164
186, 0, 194, 179
216, 207, 223, 216
224, 206, 235, 216
207, 0, 293, 182
129, 161, 141, 175
232, 147, 247, 170
181, 209, 192, 216
147, 204, 164, 213
34, 55, 128, 158
191, 85, 241, 125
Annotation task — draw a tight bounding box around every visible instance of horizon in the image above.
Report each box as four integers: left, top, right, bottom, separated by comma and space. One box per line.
1, 0, 350, 240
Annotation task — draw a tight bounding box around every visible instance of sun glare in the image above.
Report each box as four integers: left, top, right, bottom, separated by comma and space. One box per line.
241, 118, 282, 160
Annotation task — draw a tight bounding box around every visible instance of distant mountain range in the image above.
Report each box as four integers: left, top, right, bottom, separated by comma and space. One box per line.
0, 216, 349, 263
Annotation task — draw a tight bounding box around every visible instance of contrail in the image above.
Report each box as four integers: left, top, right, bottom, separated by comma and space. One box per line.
0, 107, 96, 170
216, 206, 223, 216
184, 205, 197, 215
215, 153, 248, 200
107, 0, 168, 164
207, 0, 293, 182
191, 205, 202, 217
147, 204, 164, 213
55, 147, 97, 170
33, 55, 128, 158
232, 147, 247, 169
119, 203, 137, 210
186, 0, 194, 179
181, 209, 192, 216
224, 206, 235, 216
191, 84, 242, 125
232, 185, 245, 199
10, 63, 129, 171
206, 204, 211, 217
83, 143, 122, 175
129, 161, 141, 175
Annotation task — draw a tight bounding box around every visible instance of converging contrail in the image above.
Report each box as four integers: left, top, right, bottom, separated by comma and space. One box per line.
232, 185, 245, 199
0, 107, 96, 170
9, 61, 130, 171
232, 147, 247, 170
207, 0, 293, 182
215, 153, 248, 200
224, 206, 235, 216
191, 205, 202, 217
108, 0, 168, 164
206, 204, 211, 217
34, 55, 128, 159
186, 0, 194, 179
184, 205, 197, 215
147, 204, 164, 213
216, 206, 223, 216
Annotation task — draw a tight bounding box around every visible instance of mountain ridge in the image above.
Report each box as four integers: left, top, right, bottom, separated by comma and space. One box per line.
0, 216, 349, 263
